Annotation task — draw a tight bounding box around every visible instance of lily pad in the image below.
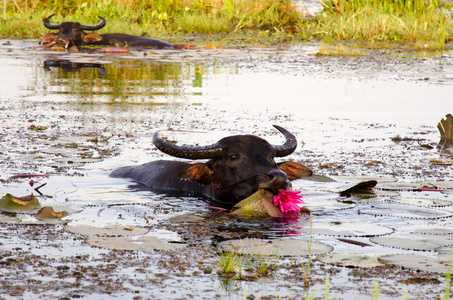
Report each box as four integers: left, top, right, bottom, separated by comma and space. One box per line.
377, 182, 434, 191
86, 236, 185, 251
0, 214, 21, 223
428, 181, 453, 190
370, 234, 453, 251
64, 224, 150, 236
300, 180, 377, 193
359, 203, 453, 219
34, 207, 70, 224
169, 214, 204, 222
231, 189, 274, 217
379, 254, 451, 273
420, 158, 453, 165
331, 175, 397, 183
0, 193, 41, 213
397, 225, 453, 235
346, 190, 400, 198
317, 253, 385, 268
218, 238, 333, 256
231, 189, 303, 218
388, 197, 453, 207
293, 222, 393, 237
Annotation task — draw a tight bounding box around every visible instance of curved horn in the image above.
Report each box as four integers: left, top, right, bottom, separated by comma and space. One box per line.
43, 14, 61, 30
153, 131, 223, 159
79, 16, 106, 31
272, 125, 297, 157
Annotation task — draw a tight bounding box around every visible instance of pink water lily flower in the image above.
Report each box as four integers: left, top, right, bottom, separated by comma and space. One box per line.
273, 190, 304, 212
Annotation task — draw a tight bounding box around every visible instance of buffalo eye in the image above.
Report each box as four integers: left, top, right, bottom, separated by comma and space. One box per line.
228, 154, 239, 161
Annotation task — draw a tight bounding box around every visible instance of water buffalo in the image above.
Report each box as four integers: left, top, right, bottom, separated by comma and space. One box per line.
110, 126, 312, 204
40, 14, 174, 50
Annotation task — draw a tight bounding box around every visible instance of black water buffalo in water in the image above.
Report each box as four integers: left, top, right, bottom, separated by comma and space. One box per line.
110, 126, 313, 204
40, 14, 174, 50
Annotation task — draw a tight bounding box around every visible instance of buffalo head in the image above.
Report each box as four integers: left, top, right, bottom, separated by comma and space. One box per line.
153, 125, 312, 203
42, 14, 106, 48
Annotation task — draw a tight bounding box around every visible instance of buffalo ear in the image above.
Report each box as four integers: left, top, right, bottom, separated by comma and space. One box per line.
83, 33, 103, 43
179, 163, 213, 185
278, 161, 312, 180
39, 33, 56, 44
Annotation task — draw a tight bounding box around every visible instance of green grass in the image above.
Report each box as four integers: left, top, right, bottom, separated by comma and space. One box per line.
1, 0, 452, 49
298, 0, 453, 49
0, 0, 300, 39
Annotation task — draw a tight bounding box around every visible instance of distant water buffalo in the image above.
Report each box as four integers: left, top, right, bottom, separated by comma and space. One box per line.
110, 126, 312, 204
40, 15, 175, 50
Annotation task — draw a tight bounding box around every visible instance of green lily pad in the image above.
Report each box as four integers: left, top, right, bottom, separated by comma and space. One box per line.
0, 193, 41, 213
231, 189, 272, 217
231, 189, 286, 218
317, 253, 385, 268
420, 158, 453, 165
293, 222, 393, 237
64, 224, 150, 236
33, 207, 70, 224
218, 238, 333, 256
438, 253, 453, 264
86, 236, 186, 251
359, 203, 452, 219
377, 182, 435, 191
397, 225, 453, 235
370, 234, 453, 251
0, 214, 21, 223
169, 214, 204, 222
428, 181, 453, 190
388, 197, 453, 207
379, 254, 451, 273
331, 175, 397, 183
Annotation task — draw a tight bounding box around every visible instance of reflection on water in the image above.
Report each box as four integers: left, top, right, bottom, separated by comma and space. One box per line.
1, 40, 453, 299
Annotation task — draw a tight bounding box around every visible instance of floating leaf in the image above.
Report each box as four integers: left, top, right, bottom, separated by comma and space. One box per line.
428, 181, 453, 190
370, 234, 453, 251
397, 225, 453, 235
359, 203, 452, 219
64, 224, 150, 236
317, 253, 385, 268
420, 158, 453, 165
299, 180, 376, 193
437, 113, 453, 140
331, 175, 397, 183
0, 193, 41, 213
86, 236, 185, 251
34, 207, 69, 224
0, 214, 21, 223
379, 254, 451, 273
28, 124, 48, 130
293, 222, 393, 237
169, 214, 204, 222
218, 238, 333, 256
388, 197, 453, 207
231, 189, 291, 218
231, 189, 271, 217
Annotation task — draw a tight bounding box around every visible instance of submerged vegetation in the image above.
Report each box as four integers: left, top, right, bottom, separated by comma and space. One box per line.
1, 0, 452, 48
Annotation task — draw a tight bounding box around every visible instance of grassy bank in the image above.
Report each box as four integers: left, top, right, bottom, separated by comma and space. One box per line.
1, 0, 452, 48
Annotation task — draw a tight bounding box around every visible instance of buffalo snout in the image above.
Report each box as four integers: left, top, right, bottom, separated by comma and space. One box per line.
259, 169, 292, 193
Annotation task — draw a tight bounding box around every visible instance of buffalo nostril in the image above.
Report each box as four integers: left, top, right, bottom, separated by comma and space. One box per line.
265, 169, 288, 181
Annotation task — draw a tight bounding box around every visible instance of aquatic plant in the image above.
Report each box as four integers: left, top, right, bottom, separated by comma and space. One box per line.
445, 258, 452, 300
371, 280, 380, 300
300, 212, 313, 286
273, 190, 304, 212
218, 251, 243, 276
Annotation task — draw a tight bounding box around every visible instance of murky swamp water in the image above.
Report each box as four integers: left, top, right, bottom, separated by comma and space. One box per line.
1, 39, 453, 299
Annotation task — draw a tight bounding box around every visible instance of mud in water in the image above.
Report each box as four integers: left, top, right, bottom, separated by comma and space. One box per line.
1, 39, 453, 299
